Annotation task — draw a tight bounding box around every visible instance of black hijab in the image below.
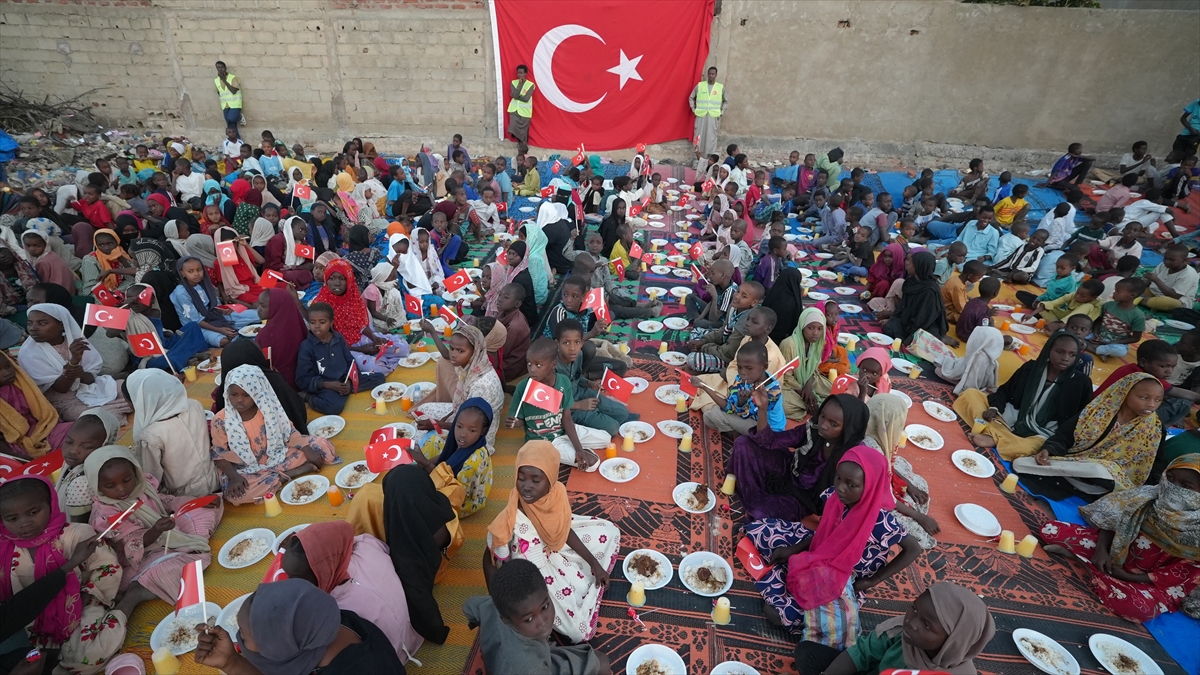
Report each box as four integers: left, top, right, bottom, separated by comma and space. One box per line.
175, 256, 229, 327
784, 394, 870, 515
883, 251, 947, 342
141, 270, 181, 330
212, 339, 309, 435
765, 267, 805, 345
599, 199, 626, 258
382, 464, 455, 645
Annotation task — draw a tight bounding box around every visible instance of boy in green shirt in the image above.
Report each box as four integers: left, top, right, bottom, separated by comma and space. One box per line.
554, 318, 633, 436
1038, 279, 1104, 332
506, 338, 608, 470
1088, 278, 1147, 360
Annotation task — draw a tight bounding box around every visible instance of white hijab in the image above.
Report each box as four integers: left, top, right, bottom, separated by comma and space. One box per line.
282, 215, 304, 267
163, 220, 188, 256
411, 227, 444, 284
937, 326, 1004, 395
127, 368, 189, 439
250, 217, 276, 248
221, 365, 294, 473
18, 303, 118, 406
389, 232, 431, 296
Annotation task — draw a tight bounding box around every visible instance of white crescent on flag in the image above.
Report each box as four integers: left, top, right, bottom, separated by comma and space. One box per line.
533, 25, 606, 113
138, 337, 155, 351
382, 444, 404, 462
269, 568, 288, 582
532, 388, 550, 403
606, 376, 619, 390
0, 465, 12, 474
23, 461, 49, 475
177, 579, 186, 602
747, 553, 764, 570
95, 310, 111, 323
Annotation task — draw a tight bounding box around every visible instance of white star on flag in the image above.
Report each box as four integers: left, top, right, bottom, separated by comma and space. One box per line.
607, 50, 643, 90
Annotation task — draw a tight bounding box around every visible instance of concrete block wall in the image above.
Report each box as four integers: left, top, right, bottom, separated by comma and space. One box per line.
1, 0, 1198, 166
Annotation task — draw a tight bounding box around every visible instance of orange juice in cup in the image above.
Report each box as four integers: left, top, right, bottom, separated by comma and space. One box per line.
400, 395, 414, 413
443, 325, 453, 338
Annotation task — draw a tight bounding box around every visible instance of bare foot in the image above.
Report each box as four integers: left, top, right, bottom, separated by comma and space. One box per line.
969, 433, 996, 448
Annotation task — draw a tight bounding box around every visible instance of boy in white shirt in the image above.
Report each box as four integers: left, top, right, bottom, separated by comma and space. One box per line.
995, 221, 1029, 266
1040, 202, 1075, 250
471, 186, 503, 234
221, 127, 244, 159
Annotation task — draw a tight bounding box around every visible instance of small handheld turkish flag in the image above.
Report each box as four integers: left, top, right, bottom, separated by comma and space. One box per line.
176, 560, 206, 614
260, 270, 286, 289
689, 241, 704, 261
261, 552, 289, 584
572, 152, 585, 167
679, 193, 690, 207
345, 362, 359, 393
369, 426, 399, 445
581, 287, 610, 324
294, 243, 315, 259
84, 304, 130, 330
519, 379, 563, 414
628, 203, 642, 217
443, 269, 472, 293
539, 186, 554, 199
262, 345, 272, 367
404, 294, 422, 317
766, 356, 802, 386
172, 495, 217, 520
128, 332, 165, 358
137, 286, 154, 306
217, 241, 239, 266
293, 183, 312, 200
679, 374, 698, 397
735, 536, 770, 581
365, 437, 415, 473
0, 454, 23, 482
601, 367, 633, 404
439, 304, 460, 326
91, 284, 123, 307
551, 160, 563, 174
693, 135, 700, 146
628, 242, 643, 260
611, 257, 626, 281
496, 248, 508, 265
106, 499, 143, 526
641, 253, 655, 265
702, 178, 715, 193
641, 158, 652, 176
21, 449, 63, 478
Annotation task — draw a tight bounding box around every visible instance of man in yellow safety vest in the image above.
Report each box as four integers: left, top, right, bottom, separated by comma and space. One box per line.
507, 64, 535, 149
689, 66, 727, 156
214, 61, 243, 134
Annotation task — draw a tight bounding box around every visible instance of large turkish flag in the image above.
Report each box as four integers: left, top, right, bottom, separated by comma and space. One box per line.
491, 0, 715, 151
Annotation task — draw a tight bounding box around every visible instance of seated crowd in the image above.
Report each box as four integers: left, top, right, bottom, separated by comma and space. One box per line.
1, 127, 1199, 675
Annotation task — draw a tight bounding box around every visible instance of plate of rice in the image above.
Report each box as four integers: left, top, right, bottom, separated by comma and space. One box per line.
655, 385, 690, 404
660, 351, 687, 366
679, 551, 733, 597
217, 594, 251, 637
308, 415, 345, 439
673, 482, 716, 514
599, 458, 640, 483
336, 461, 379, 489
151, 602, 222, 656
280, 475, 330, 506
663, 317, 690, 330
238, 324, 264, 338
219, 528, 275, 569
622, 549, 673, 590
399, 352, 432, 368
619, 421, 656, 443
905, 424, 944, 450
627, 644, 687, 675
371, 382, 409, 402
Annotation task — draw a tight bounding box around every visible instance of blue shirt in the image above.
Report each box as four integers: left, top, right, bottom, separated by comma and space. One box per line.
296, 331, 354, 393
1038, 271, 1081, 303
992, 183, 1013, 204
955, 221, 999, 262
385, 179, 408, 217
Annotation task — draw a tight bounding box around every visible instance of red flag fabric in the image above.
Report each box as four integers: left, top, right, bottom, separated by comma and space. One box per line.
628, 203, 642, 217
0, 454, 23, 482
539, 186, 554, 199
628, 241, 643, 260
137, 286, 154, 306
679, 193, 690, 207
771, 356, 802, 383
551, 160, 563, 174
611, 257, 625, 281
600, 367, 633, 404
217, 241, 239, 267
293, 183, 312, 201
689, 241, 704, 261
260, 270, 285, 289
520, 378, 563, 413
107, 499, 143, 526
261, 552, 289, 584
84, 304, 130, 330
404, 294, 423, 317
679, 374, 698, 397
571, 152, 585, 166
91, 284, 123, 307
702, 177, 715, 193
172, 495, 217, 519
369, 426, 399, 445
176, 560, 206, 614
262, 345, 272, 367
365, 437, 415, 473
492, 0, 715, 150
128, 333, 165, 358
346, 362, 359, 393
443, 269, 472, 293
439, 305, 460, 326
735, 536, 770, 581
497, 201, 507, 213
20, 449, 62, 478
581, 287, 610, 324
294, 243, 315, 260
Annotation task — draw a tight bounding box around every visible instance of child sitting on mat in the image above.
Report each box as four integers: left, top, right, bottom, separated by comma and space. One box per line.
691, 340, 785, 435
554, 319, 633, 437
296, 302, 386, 415
685, 281, 764, 374
1038, 279, 1104, 332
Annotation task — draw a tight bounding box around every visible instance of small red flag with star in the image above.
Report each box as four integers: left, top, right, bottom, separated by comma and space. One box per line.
582, 287, 610, 324
176, 560, 207, 614
519, 379, 563, 413
539, 186, 554, 198
91, 284, 123, 307
601, 367, 634, 404
365, 437, 415, 473
345, 361, 359, 393
294, 243, 315, 259
260, 270, 286, 289
262, 552, 289, 584
443, 269, 472, 293
128, 332, 165, 358
404, 294, 423, 317
551, 160, 563, 174
689, 241, 704, 261
628, 242, 643, 260
84, 304, 130, 330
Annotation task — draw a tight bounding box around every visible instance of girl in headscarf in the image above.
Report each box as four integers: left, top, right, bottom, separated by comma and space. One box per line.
831, 346, 892, 403
249, 205, 277, 255
779, 306, 848, 421
411, 399, 495, 517
497, 240, 538, 328
55, 407, 120, 520
343, 224, 380, 291
194, 578, 404, 674
954, 331, 1092, 461
484, 441, 620, 643
764, 269, 805, 345
202, 178, 228, 212
0, 350, 70, 459
169, 256, 259, 348
0, 475, 126, 675
883, 250, 953, 346
212, 225, 264, 304
0, 239, 36, 311
18, 303, 130, 422
314, 250, 340, 281
598, 198, 626, 258
264, 215, 315, 289
279, 521, 423, 664
479, 260, 507, 315
866, 242, 906, 299
936, 326, 1004, 395
211, 364, 338, 505
522, 219, 551, 306
795, 582, 995, 675
253, 286, 308, 389
230, 186, 262, 238
212, 339, 309, 434
727, 393, 871, 521
414, 323, 504, 446
127, 368, 219, 498
412, 226, 447, 290
369, 261, 407, 333
345, 463, 461, 645
123, 212, 179, 282
312, 259, 409, 375
744, 446, 919, 641
80, 228, 136, 295
286, 166, 318, 214
19, 226, 77, 293
1040, 454, 1200, 622
229, 177, 252, 206
199, 201, 228, 237
251, 172, 282, 209
864, 393, 940, 550
1018, 372, 1164, 498
84, 446, 218, 610
303, 201, 343, 256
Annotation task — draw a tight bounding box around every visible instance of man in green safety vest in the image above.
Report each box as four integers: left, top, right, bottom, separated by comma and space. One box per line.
689, 66, 726, 156
507, 64, 535, 149
214, 61, 243, 135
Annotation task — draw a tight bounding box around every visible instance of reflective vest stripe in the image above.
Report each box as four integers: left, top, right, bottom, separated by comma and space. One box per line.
507, 80, 534, 117
693, 82, 723, 118
215, 77, 242, 110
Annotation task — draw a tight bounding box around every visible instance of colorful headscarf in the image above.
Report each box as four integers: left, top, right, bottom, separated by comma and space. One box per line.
389, 233, 431, 297
213, 226, 260, 299
231, 190, 262, 238
221, 364, 295, 474
91, 228, 128, 291
256, 287, 308, 388
488, 441, 572, 553
791, 307, 827, 388
313, 259, 369, 343
0, 475, 81, 643
230, 178, 252, 206
1081, 454, 1200, 565
482, 261, 507, 315
436, 398, 495, 474
451, 324, 493, 406
1060, 371, 1163, 491
821, 300, 843, 359
854, 347, 893, 395
0, 351, 60, 458
293, 521, 354, 594
786, 445, 895, 609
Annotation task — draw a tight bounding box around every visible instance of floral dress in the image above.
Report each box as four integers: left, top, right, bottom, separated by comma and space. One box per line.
488, 512, 620, 643
420, 432, 493, 518
209, 408, 338, 505
1040, 520, 1200, 622
744, 487, 907, 633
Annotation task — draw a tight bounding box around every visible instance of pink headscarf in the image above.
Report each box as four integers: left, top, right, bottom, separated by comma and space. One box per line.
821, 300, 843, 362
856, 347, 893, 394
0, 475, 82, 643
786, 446, 895, 609
213, 226, 260, 299
145, 192, 171, 215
